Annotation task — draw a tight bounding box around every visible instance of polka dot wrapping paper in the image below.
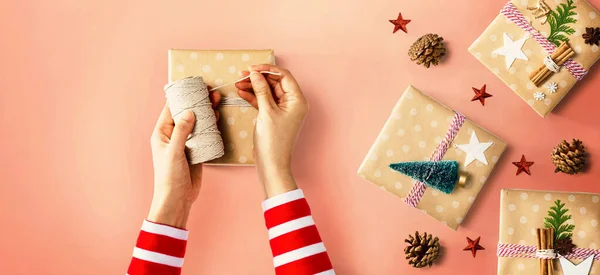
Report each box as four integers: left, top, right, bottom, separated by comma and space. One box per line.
469, 0, 600, 117
168, 49, 275, 165
357, 86, 507, 230
498, 189, 600, 274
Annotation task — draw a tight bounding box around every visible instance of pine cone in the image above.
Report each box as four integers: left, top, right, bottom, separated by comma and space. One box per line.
404, 231, 440, 268
551, 139, 586, 174
582, 27, 600, 46
555, 237, 576, 255
408, 34, 446, 68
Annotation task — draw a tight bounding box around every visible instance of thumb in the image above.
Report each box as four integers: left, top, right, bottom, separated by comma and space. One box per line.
170, 109, 195, 151
249, 71, 276, 110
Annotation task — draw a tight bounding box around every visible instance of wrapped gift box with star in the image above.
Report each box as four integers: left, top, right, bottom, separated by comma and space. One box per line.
497, 189, 600, 275
469, 0, 600, 117
357, 86, 507, 230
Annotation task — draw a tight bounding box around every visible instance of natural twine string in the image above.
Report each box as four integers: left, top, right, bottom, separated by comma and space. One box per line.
210, 71, 282, 107
164, 76, 224, 164
536, 249, 557, 259
543, 55, 560, 73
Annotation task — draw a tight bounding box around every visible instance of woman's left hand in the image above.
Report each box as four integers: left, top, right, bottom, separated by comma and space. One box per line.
147, 90, 221, 228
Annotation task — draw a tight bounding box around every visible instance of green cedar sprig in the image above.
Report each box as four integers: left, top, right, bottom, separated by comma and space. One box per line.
547, 0, 578, 46
544, 199, 575, 240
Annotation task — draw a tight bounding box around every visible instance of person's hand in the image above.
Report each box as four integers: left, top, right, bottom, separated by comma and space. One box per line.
147, 90, 221, 228
235, 64, 308, 198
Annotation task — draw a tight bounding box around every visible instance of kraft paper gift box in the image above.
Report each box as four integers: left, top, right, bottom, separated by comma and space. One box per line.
168, 49, 275, 165
469, 0, 600, 117
357, 86, 507, 230
497, 189, 600, 275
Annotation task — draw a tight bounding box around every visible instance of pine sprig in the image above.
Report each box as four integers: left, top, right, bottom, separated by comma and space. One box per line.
547, 0, 578, 46
544, 199, 575, 240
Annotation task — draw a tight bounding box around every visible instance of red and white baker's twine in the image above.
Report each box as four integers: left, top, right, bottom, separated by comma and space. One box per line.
501, 2, 587, 80
403, 112, 466, 208
497, 243, 600, 260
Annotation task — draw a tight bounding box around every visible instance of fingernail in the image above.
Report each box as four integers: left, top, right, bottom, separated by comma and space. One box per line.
249, 71, 260, 81
180, 110, 195, 122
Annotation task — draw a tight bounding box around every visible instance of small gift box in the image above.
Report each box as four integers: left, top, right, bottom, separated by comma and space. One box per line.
469, 0, 600, 117
497, 189, 600, 275
168, 49, 275, 165
357, 86, 507, 230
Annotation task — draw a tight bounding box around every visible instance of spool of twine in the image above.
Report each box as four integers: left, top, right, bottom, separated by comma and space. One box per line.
164, 76, 224, 164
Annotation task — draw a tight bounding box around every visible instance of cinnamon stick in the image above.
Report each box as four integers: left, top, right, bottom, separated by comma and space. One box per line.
529, 42, 575, 87
532, 54, 569, 87
533, 49, 575, 87
537, 229, 543, 275
529, 42, 567, 81
541, 229, 548, 275
554, 49, 574, 66
548, 228, 555, 275
556, 50, 575, 65
529, 44, 566, 79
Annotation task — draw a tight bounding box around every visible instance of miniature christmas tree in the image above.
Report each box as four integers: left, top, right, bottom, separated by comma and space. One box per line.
389, 160, 459, 194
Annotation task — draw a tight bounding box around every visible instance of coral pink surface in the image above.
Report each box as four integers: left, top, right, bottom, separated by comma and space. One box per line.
1, 0, 599, 274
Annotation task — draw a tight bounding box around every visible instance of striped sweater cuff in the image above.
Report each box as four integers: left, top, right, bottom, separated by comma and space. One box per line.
127, 220, 188, 275
263, 189, 334, 275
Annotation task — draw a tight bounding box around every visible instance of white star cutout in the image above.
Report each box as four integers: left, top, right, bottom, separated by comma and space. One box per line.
457, 132, 493, 167
493, 33, 529, 69
559, 254, 594, 275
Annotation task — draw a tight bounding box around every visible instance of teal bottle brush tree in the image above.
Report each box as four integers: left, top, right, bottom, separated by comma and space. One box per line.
389, 160, 467, 194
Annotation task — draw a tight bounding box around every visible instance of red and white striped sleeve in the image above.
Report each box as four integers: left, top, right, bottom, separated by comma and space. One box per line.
127, 220, 188, 275
262, 189, 335, 275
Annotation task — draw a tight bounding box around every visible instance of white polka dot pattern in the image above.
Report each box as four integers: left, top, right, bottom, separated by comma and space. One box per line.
374, 170, 382, 178
228, 66, 237, 74
395, 182, 402, 189
227, 117, 235, 125
168, 49, 275, 165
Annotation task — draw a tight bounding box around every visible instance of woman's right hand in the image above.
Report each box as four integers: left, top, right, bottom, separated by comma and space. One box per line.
235, 64, 308, 198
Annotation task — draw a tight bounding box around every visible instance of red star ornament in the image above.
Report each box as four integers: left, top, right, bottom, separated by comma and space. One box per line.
471, 84, 492, 106
389, 13, 411, 33
463, 236, 485, 258
513, 155, 534, 175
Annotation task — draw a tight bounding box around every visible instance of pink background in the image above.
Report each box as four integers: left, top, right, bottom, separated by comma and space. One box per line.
1, 0, 599, 274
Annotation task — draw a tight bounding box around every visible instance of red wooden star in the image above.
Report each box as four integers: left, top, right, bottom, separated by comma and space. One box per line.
463, 236, 485, 258
471, 84, 492, 106
512, 155, 534, 175
389, 13, 411, 33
